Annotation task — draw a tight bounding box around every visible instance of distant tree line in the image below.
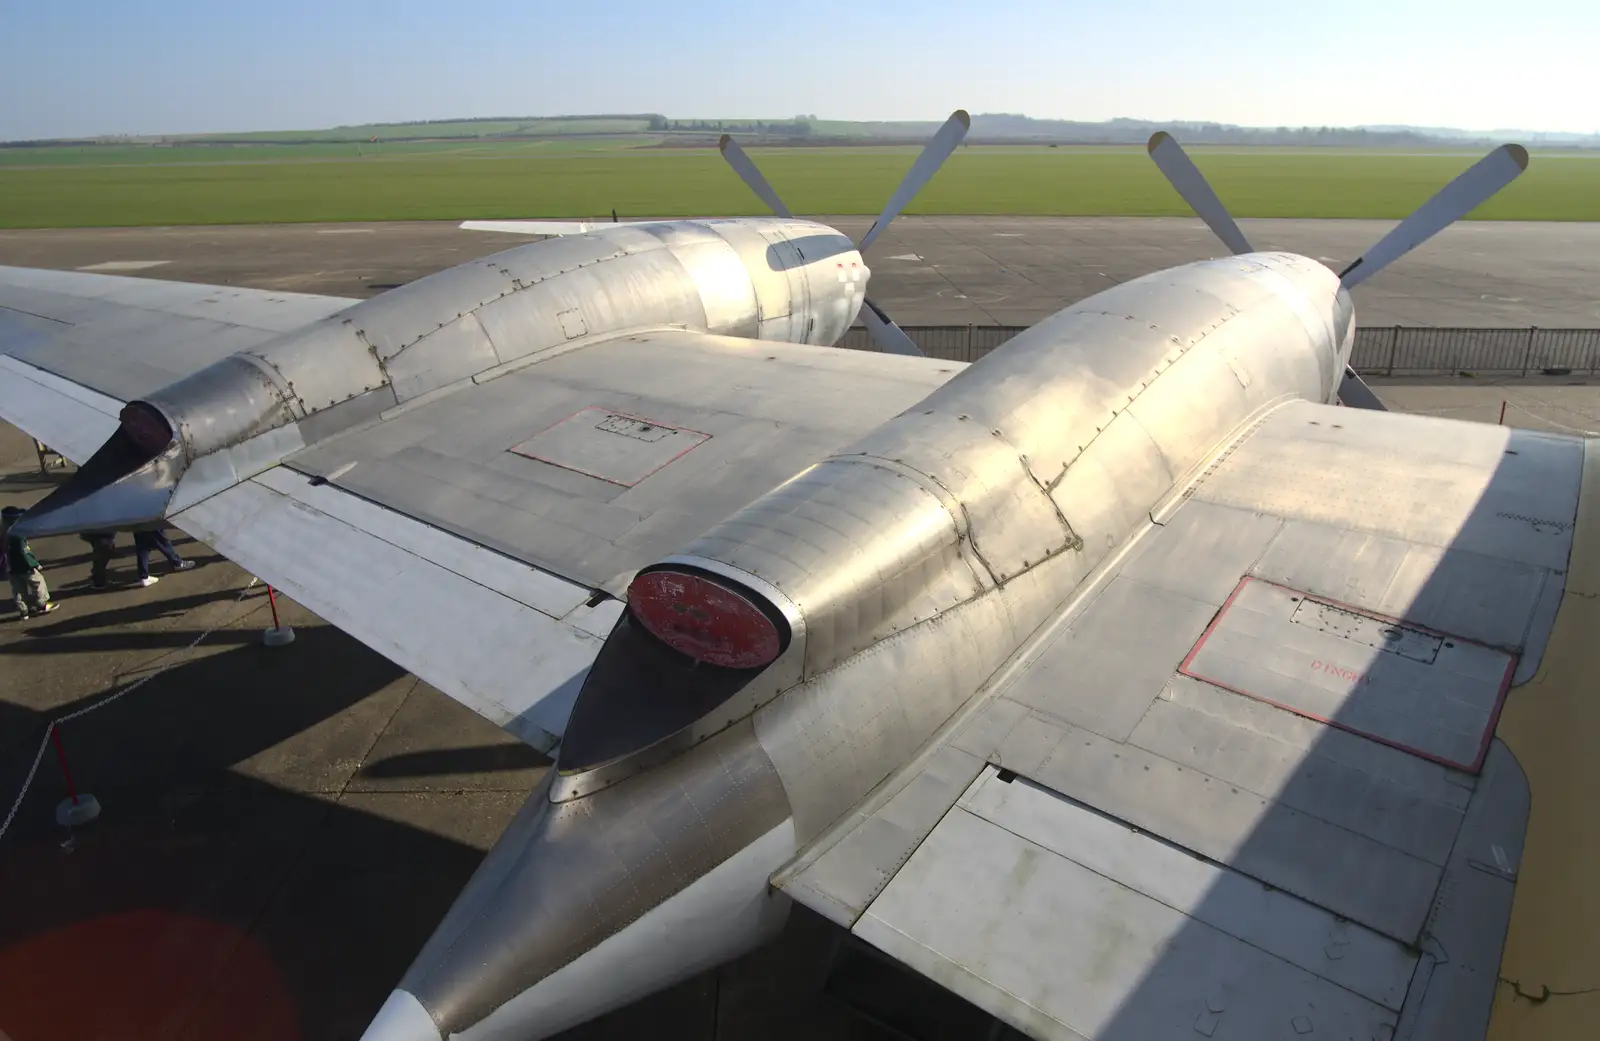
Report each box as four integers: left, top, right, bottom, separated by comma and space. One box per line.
965, 115, 1514, 147
652, 116, 813, 136
342, 113, 667, 129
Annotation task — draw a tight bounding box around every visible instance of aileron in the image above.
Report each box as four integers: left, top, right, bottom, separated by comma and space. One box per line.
857, 768, 1411, 1040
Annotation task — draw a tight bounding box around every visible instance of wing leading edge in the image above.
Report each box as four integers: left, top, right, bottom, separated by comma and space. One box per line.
0, 266, 356, 464
460, 220, 634, 236
776, 401, 1590, 1041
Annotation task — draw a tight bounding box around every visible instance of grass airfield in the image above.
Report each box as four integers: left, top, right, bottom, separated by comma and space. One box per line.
1, 140, 1596, 228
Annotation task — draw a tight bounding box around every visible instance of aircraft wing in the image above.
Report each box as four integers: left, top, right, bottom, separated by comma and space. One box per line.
0, 264, 357, 463
0, 267, 961, 751
459, 220, 635, 236
773, 400, 1589, 1040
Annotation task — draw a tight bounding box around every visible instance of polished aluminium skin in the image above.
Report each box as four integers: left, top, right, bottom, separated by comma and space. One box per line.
12, 216, 868, 538
8, 125, 1526, 1040
361, 245, 1356, 1041
358, 136, 1528, 1041
15, 114, 981, 543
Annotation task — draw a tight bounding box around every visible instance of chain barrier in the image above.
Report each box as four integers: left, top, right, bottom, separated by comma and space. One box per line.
1497, 400, 1600, 437
0, 577, 262, 843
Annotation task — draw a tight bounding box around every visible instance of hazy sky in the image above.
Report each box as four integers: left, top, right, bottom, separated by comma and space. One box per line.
2, 0, 1593, 139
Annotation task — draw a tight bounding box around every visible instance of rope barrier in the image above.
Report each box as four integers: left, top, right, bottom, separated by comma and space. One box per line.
1503, 400, 1600, 437
0, 577, 262, 844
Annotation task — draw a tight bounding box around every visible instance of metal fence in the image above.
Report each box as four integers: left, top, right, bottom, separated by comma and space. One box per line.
838, 325, 1600, 376
1348, 327, 1600, 376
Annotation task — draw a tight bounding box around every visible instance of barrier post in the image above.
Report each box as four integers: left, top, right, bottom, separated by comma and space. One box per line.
1521, 326, 1537, 377
262, 585, 296, 647
1499, 400, 1507, 425
50, 725, 101, 827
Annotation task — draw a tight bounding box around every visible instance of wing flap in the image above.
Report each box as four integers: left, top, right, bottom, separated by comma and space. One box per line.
974, 705, 1442, 943
855, 766, 1414, 1040
776, 744, 986, 927
173, 465, 620, 751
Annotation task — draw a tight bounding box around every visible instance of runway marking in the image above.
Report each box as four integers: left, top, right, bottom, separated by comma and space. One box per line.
317, 228, 376, 234
76, 260, 168, 272
887, 253, 923, 261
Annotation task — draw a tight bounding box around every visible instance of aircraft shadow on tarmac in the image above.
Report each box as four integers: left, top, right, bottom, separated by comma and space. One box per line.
0, 470, 69, 491
0, 573, 1004, 1041
358, 745, 547, 780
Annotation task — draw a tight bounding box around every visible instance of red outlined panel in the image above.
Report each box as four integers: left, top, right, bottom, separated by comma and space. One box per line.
508, 406, 711, 488
1180, 576, 1517, 774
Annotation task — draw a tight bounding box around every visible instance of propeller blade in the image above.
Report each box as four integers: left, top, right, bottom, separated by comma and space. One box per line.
857, 110, 971, 254
1147, 131, 1254, 256
861, 298, 924, 356
1338, 367, 1387, 411
717, 134, 793, 218
1339, 144, 1528, 289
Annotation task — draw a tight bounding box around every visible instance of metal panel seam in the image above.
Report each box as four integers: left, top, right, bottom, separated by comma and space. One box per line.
273, 462, 596, 616
852, 902, 1093, 1041
1177, 575, 1521, 773
843, 452, 1003, 587
772, 753, 988, 897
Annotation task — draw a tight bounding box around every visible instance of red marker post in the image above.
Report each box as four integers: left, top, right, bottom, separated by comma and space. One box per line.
50, 724, 101, 827
262, 585, 295, 647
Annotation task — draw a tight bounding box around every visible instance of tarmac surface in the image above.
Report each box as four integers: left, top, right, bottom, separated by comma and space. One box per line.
0, 418, 932, 1041
1, 216, 1597, 328
4, 229, 1600, 1041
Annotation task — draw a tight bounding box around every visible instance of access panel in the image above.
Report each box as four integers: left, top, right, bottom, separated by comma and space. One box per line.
1180, 577, 1516, 771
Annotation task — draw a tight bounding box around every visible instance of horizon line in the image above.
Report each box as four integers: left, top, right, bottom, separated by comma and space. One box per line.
7, 112, 1597, 146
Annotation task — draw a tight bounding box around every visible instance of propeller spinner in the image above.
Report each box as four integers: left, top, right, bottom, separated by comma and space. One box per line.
719, 110, 971, 356
1146, 131, 1529, 410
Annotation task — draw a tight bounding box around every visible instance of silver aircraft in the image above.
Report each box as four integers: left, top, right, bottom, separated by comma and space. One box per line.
1, 120, 1592, 1041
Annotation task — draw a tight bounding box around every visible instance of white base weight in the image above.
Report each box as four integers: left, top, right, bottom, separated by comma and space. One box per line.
262, 626, 296, 647
56, 794, 101, 827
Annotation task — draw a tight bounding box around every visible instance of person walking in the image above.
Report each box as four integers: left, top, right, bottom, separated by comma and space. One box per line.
80, 530, 117, 589
132, 526, 194, 587
3, 506, 58, 618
